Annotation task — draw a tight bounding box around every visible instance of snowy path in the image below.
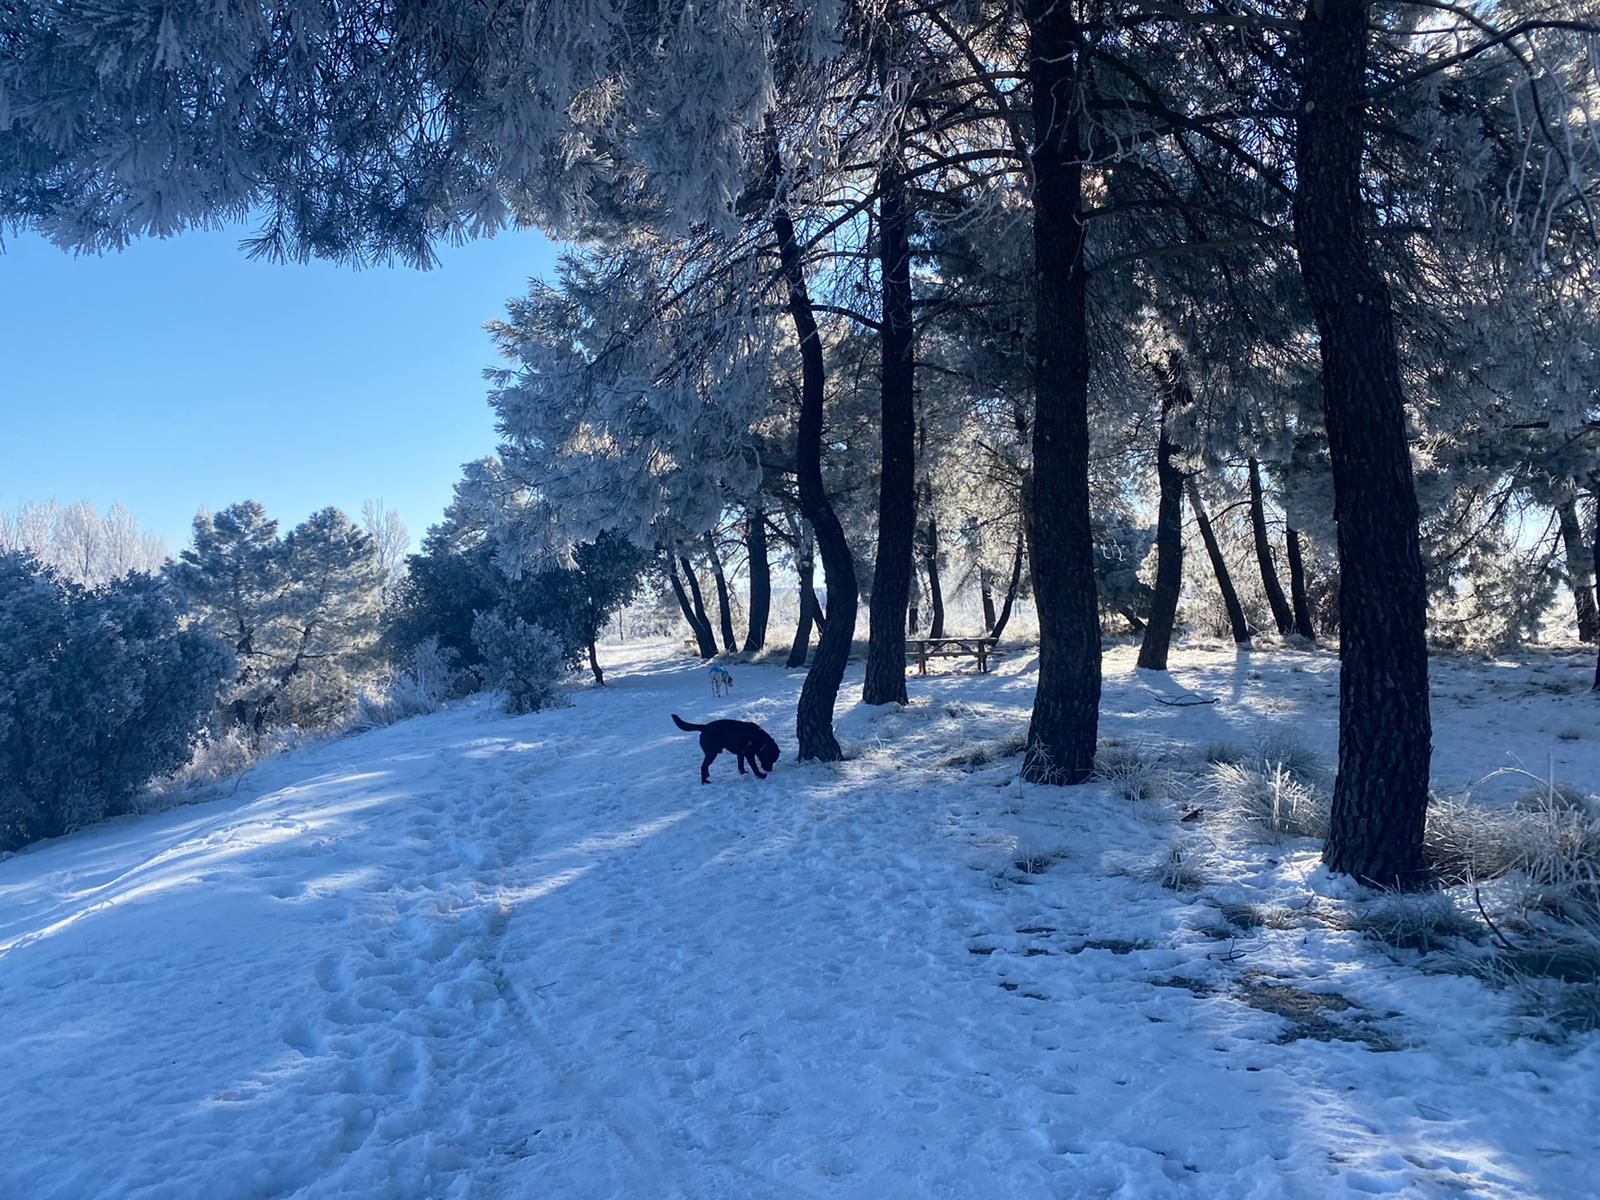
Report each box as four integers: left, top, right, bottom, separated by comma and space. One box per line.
3, 642, 1598, 1199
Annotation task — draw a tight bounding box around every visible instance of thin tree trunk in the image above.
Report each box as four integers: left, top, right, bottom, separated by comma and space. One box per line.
1021, 0, 1099, 785
1294, 0, 1431, 888
990, 535, 1026, 643
774, 181, 859, 761
669, 556, 717, 659
1285, 526, 1318, 641
787, 522, 817, 669
587, 638, 605, 686
862, 83, 917, 707
679, 554, 720, 659
1557, 497, 1598, 643
981, 564, 998, 633
1137, 396, 1184, 670
1248, 457, 1296, 635
921, 468, 946, 639
703, 532, 738, 654
1590, 482, 1599, 690
1187, 480, 1251, 645
743, 502, 771, 653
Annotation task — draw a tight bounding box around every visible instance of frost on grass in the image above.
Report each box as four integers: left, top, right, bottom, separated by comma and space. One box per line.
1207, 758, 1329, 842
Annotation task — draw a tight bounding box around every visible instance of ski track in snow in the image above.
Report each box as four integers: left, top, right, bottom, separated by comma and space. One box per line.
3, 640, 1598, 1199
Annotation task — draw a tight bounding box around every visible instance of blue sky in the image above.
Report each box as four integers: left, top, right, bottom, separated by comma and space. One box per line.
1, 223, 557, 552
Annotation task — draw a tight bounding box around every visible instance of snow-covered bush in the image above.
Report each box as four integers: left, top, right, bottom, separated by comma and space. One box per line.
0, 553, 233, 850
355, 637, 476, 727
1208, 759, 1330, 842
471, 611, 571, 714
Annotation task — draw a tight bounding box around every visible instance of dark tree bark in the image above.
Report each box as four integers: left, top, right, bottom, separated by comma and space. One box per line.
1187, 480, 1251, 645
908, 586, 920, 634
787, 522, 817, 669
587, 639, 605, 686
990, 535, 1026, 644
743, 502, 771, 653
1137, 397, 1185, 670
1285, 526, 1318, 641
703, 531, 738, 654
1557, 497, 1598, 643
862, 145, 917, 707
980, 564, 998, 633
1294, 0, 1431, 888
1248, 457, 1296, 636
669, 556, 717, 659
1590, 484, 1600, 690
679, 553, 719, 655
1021, 0, 1100, 785
774, 191, 859, 760
920, 471, 946, 639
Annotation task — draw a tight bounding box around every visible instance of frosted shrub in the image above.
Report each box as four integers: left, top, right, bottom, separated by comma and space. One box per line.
472, 611, 571, 714
0, 553, 233, 850
1209, 760, 1330, 842
355, 637, 475, 728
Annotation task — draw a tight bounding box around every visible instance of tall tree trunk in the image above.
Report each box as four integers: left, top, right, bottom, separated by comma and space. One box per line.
703, 531, 738, 654
1021, 0, 1099, 785
742, 501, 771, 653
680, 553, 718, 655
1187, 480, 1251, 645
1590, 482, 1599, 690
669, 556, 717, 659
774, 186, 859, 761
1294, 0, 1431, 888
1248, 457, 1296, 635
980, 564, 998, 633
1285, 526, 1318, 641
862, 142, 917, 707
1557, 497, 1598, 643
1137, 398, 1185, 670
990, 535, 1026, 643
587, 638, 605, 686
920, 454, 946, 639
787, 522, 817, 669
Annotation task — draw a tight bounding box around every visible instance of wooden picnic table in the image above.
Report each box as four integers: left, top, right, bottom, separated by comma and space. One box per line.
906, 635, 1001, 675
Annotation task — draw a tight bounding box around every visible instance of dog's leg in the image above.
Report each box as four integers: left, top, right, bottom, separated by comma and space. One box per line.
700, 748, 718, 784
736, 753, 748, 774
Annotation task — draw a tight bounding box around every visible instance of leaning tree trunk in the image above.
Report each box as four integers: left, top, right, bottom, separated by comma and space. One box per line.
921, 469, 946, 639
787, 522, 817, 669
1021, 0, 1099, 785
703, 532, 739, 654
1294, 0, 1431, 888
990, 535, 1026, 643
669, 556, 717, 659
587, 639, 605, 686
743, 502, 771, 653
1137, 399, 1185, 670
1285, 526, 1318, 641
862, 147, 917, 707
774, 196, 859, 760
679, 553, 720, 658
1187, 480, 1251, 645
1557, 497, 1598, 643
1248, 457, 1296, 635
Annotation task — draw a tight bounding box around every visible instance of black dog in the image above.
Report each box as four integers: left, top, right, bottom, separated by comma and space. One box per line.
671, 714, 781, 784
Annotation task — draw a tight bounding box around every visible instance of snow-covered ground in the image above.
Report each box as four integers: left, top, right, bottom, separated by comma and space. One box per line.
3, 640, 1598, 1199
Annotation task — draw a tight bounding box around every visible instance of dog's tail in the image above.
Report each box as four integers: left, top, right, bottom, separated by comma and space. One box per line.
671, 714, 705, 733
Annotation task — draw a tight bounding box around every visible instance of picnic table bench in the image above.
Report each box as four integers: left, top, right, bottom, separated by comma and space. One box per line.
907, 635, 1002, 675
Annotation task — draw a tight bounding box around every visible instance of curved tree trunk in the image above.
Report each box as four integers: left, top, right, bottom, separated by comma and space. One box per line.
703, 531, 738, 654
1285, 526, 1318, 641
680, 554, 719, 656
990, 535, 1026, 644
1557, 497, 1598, 643
1137, 403, 1185, 670
774, 196, 859, 761
1187, 480, 1251, 645
742, 502, 771, 653
787, 522, 817, 669
1021, 0, 1099, 785
669, 556, 717, 659
1248, 457, 1296, 635
922, 480, 946, 639
587, 638, 605, 686
1294, 0, 1431, 888
863, 147, 917, 707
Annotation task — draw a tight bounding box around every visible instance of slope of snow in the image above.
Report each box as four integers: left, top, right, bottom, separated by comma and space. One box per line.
3, 640, 1597, 1199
